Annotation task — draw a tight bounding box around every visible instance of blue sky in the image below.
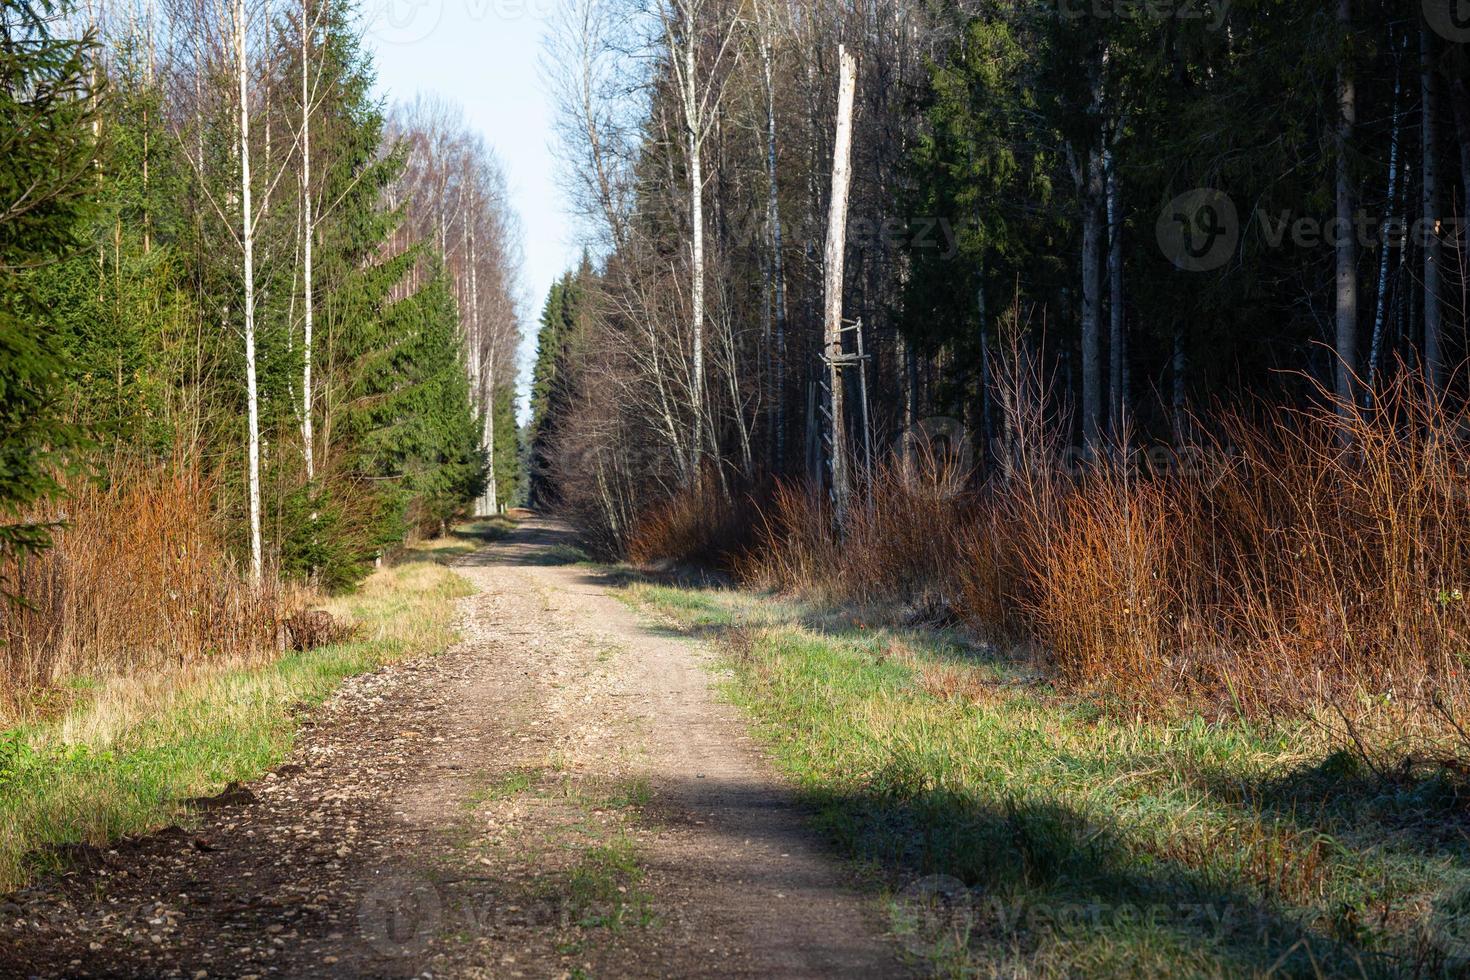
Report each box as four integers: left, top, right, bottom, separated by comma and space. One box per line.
361, 0, 578, 420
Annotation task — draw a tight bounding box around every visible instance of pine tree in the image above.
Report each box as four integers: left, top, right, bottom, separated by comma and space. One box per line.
0, 0, 96, 562
490, 382, 521, 509
527, 266, 590, 510
35, 29, 193, 457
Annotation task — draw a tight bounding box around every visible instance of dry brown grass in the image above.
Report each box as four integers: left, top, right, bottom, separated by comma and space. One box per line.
1021, 462, 1181, 689
0, 556, 470, 891
732, 480, 834, 592
625, 472, 761, 572
0, 460, 288, 709
1016, 373, 1470, 742
627, 362, 1470, 757
734, 454, 976, 622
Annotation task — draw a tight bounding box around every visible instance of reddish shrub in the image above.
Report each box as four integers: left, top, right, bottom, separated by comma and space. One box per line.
0, 461, 286, 702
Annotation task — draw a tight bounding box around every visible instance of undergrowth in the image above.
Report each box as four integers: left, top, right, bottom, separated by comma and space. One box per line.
0, 551, 473, 893
0, 461, 288, 704
628, 582, 1470, 977
621, 366, 1470, 766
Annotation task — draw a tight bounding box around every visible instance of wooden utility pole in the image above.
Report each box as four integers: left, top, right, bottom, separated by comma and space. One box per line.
822, 44, 857, 524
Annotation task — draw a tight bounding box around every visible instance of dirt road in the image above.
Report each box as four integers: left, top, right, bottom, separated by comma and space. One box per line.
0, 518, 910, 978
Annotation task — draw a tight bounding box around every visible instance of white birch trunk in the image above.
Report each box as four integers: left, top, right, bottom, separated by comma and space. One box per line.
238, 0, 263, 583
1368, 58, 1403, 400
300, 0, 315, 481
1106, 155, 1125, 440
685, 18, 705, 478
470, 225, 499, 517
761, 32, 787, 471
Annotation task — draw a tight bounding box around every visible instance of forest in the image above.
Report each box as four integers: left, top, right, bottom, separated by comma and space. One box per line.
0, 0, 521, 694
532, 0, 1470, 752
15, 0, 1470, 974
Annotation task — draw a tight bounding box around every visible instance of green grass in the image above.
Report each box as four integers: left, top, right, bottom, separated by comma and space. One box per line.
460, 763, 658, 952
464, 766, 544, 810
543, 542, 593, 566
0, 559, 474, 893
392, 515, 517, 564
566, 835, 654, 931
625, 582, 1470, 978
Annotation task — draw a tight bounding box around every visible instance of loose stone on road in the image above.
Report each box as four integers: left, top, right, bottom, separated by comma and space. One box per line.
0, 518, 909, 978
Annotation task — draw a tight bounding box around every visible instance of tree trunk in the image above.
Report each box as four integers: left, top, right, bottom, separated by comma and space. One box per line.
684, 12, 705, 478
1423, 16, 1444, 393
1080, 158, 1104, 457
761, 33, 787, 474
822, 44, 857, 525
975, 251, 991, 464
483, 355, 498, 516
1335, 0, 1358, 409
469, 220, 497, 516
1171, 327, 1187, 449
1452, 77, 1470, 240
300, 0, 315, 482
142, 0, 152, 254
897, 331, 914, 461
1106, 154, 1125, 441
1368, 52, 1404, 400
238, 0, 262, 584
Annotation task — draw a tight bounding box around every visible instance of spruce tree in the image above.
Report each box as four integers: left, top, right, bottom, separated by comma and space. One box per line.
0, 0, 95, 562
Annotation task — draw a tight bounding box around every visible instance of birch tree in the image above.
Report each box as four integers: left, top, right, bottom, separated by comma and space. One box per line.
236, 0, 262, 582
753, 0, 788, 469
658, 0, 741, 479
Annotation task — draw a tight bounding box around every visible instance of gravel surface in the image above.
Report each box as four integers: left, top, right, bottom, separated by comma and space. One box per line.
0, 518, 910, 978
